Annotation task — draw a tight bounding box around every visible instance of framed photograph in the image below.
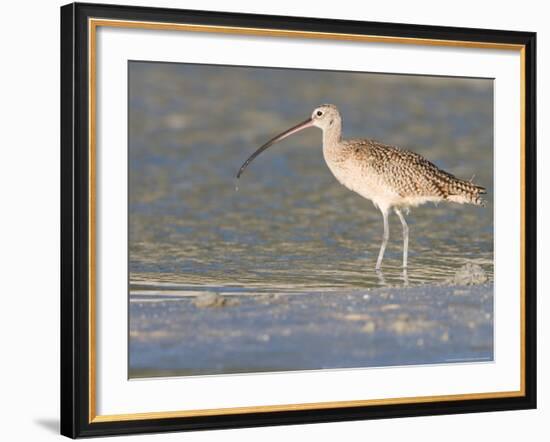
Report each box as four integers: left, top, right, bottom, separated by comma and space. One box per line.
60, 2, 536, 438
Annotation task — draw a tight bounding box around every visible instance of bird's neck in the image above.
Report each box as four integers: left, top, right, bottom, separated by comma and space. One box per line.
322, 122, 342, 149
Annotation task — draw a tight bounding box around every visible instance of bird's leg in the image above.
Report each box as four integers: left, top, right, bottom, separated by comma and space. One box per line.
375, 208, 390, 270
402, 268, 409, 286
394, 208, 409, 269
376, 269, 387, 286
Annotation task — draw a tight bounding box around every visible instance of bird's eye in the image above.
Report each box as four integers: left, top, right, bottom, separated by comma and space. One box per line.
316, 110, 323, 116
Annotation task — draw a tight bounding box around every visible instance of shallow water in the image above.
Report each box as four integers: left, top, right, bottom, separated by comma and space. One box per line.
129, 62, 494, 296
128, 62, 494, 376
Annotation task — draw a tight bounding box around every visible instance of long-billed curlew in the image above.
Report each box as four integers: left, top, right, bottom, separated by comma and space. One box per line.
236, 104, 486, 269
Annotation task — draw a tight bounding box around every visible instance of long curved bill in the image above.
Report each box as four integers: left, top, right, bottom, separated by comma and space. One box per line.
236, 118, 314, 179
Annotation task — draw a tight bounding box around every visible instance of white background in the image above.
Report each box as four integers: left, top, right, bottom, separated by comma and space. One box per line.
0, 0, 546, 440
96, 25, 521, 415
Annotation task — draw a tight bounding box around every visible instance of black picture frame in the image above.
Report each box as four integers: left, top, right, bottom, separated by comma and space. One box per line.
61, 2, 537, 438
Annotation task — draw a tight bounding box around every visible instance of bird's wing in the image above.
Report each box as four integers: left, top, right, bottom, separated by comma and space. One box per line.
348, 139, 486, 205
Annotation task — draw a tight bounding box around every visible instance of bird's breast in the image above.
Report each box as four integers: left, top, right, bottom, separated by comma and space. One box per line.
323, 146, 400, 208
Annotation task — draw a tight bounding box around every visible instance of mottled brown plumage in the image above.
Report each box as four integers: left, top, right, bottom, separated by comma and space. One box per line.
339, 138, 486, 207
237, 104, 486, 269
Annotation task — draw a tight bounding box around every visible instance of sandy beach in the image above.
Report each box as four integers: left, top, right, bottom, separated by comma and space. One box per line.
129, 281, 493, 378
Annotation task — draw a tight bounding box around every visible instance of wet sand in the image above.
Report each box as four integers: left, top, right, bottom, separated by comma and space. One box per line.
129, 282, 493, 378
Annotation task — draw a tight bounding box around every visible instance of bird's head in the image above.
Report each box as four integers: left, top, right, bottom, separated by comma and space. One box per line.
310, 104, 342, 131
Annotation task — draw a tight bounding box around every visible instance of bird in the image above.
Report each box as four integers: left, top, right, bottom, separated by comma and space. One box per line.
236, 104, 486, 270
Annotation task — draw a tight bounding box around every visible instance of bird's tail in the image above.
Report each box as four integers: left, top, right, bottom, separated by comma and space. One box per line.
446, 178, 486, 207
